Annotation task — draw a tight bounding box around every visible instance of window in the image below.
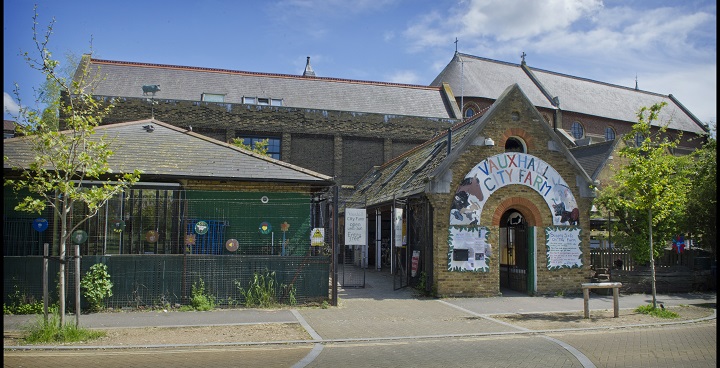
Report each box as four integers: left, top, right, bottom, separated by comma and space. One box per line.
634, 132, 644, 147
571, 122, 584, 139
504, 137, 525, 153
201, 93, 225, 103
243, 96, 283, 106
464, 108, 475, 118
605, 127, 616, 141
239, 136, 281, 160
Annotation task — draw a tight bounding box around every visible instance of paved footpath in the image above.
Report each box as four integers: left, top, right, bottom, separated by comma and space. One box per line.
4, 269, 716, 367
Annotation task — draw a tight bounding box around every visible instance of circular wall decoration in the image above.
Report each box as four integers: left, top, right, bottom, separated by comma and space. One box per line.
225, 238, 239, 252
32, 218, 49, 232
259, 221, 272, 234
110, 218, 126, 232
260, 196, 269, 204
145, 230, 159, 243
72, 230, 88, 244
195, 220, 209, 235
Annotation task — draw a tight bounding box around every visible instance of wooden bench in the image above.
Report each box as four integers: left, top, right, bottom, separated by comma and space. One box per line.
581, 282, 622, 318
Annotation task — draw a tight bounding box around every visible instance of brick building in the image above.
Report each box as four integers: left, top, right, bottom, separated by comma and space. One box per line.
65, 52, 709, 296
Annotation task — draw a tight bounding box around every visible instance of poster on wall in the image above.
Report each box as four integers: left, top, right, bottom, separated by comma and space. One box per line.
545, 226, 583, 270
448, 226, 492, 272
394, 208, 403, 247
345, 208, 366, 246
449, 152, 579, 227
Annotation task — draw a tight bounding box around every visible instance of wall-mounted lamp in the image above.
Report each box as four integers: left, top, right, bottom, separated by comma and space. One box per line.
484, 137, 495, 146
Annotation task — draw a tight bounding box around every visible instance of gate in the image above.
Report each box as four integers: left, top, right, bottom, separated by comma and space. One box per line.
501, 218, 528, 293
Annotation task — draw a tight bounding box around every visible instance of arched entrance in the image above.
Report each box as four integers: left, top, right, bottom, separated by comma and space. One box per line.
500, 209, 528, 293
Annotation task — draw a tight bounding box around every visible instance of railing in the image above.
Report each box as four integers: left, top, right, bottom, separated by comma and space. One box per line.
590, 248, 713, 271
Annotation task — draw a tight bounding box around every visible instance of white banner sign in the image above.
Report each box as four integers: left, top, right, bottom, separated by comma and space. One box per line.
344, 208, 367, 246
545, 227, 583, 269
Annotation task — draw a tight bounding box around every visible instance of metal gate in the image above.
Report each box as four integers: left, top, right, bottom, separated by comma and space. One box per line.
501, 220, 528, 293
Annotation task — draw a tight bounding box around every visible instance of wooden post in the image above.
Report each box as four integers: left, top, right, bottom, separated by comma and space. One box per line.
583, 288, 590, 318
613, 286, 619, 317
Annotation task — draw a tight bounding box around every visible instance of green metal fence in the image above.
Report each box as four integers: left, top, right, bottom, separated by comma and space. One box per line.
4, 254, 330, 310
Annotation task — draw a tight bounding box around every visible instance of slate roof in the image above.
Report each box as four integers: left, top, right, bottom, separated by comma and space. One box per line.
431, 53, 708, 135
569, 140, 619, 180
346, 84, 595, 208
80, 57, 456, 119
3, 119, 334, 185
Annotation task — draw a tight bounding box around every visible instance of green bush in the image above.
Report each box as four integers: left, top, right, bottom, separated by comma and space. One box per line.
80, 263, 114, 312
236, 269, 280, 308
4, 284, 44, 315
189, 279, 216, 311
635, 304, 680, 319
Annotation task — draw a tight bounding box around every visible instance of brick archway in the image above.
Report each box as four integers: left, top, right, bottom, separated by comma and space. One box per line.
501, 128, 536, 151
491, 196, 543, 227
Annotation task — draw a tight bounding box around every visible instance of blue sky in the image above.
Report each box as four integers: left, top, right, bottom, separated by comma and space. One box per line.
4, 0, 717, 131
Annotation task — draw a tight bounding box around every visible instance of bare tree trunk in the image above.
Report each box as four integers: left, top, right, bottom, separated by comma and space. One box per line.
649, 209, 657, 308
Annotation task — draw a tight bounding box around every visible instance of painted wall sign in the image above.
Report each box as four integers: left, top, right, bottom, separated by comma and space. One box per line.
545, 226, 583, 270
32, 218, 49, 232
344, 208, 366, 246
448, 226, 492, 272
449, 152, 579, 226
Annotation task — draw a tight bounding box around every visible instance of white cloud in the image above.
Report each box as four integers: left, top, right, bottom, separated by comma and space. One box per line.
386, 70, 421, 85
4, 92, 20, 118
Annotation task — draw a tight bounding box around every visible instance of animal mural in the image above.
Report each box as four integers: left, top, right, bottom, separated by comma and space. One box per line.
551, 179, 579, 225
450, 174, 484, 225
142, 84, 161, 95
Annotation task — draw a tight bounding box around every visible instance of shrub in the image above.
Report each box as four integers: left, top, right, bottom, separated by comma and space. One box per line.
635, 304, 680, 319
80, 263, 113, 312
236, 269, 278, 308
189, 279, 216, 311
4, 284, 44, 315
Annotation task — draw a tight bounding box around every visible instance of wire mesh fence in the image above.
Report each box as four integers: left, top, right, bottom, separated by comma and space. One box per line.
4, 254, 330, 310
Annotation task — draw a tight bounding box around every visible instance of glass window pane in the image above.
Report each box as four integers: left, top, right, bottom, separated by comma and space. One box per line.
605, 127, 615, 141
571, 122, 584, 139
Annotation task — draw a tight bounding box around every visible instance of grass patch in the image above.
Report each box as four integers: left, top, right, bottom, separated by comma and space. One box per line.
23, 312, 106, 344
635, 304, 680, 319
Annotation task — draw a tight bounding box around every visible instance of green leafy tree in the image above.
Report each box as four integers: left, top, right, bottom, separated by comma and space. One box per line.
685, 137, 716, 258
3, 8, 141, 326
595, 102, 693, 308
231, 138, 270, 156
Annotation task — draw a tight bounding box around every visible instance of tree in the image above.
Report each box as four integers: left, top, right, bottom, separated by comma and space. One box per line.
231, 137, 270, 156
3, 8, 141, 326
685, 137, 717, 258
595, 102, 693, 308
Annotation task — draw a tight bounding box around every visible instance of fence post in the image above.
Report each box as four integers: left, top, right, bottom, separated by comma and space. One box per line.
43, 243, 49, 323
75, 244, 81, 327
332, 185, 339, 306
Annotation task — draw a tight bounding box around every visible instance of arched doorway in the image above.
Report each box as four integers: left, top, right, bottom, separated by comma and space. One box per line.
500, 209, 528, 293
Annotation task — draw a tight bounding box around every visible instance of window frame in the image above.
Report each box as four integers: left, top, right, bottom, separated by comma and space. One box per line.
570, 121, 585, 139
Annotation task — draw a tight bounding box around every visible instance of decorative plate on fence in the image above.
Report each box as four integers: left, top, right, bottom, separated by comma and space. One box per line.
225, 238, 239, 252
145, 230, 159, 243
72, 230, 88, 244
195, 220, 209, 235
32, 218, 49, 232
259, 221, 272, 235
